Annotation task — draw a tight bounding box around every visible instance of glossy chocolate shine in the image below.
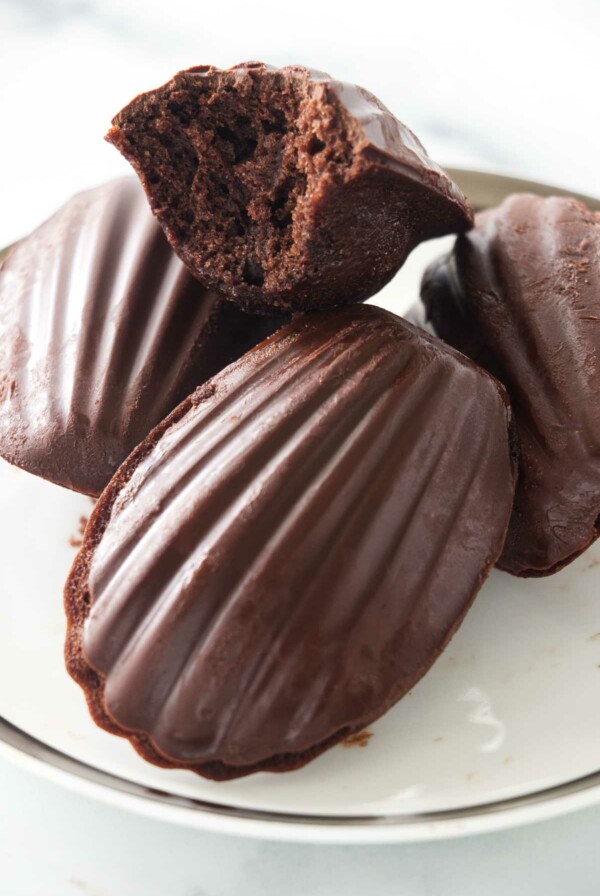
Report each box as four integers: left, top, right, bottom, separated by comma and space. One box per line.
67, 306, 515, 778
421, 194, 600, 576
0, 178, 283, 495
107, 63, 472, 312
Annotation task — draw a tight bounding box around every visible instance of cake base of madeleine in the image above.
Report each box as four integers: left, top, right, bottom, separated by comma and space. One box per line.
107, 63, 472, 313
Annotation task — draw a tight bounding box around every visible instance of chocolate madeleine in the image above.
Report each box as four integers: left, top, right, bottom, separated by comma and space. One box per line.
0, 177, 284, 496
421, 194, 600, 576
106, 63, 472, 313
65, 305, 515, 779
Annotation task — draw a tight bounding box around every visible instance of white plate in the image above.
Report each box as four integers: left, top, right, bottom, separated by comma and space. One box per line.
1, 169, 600, 844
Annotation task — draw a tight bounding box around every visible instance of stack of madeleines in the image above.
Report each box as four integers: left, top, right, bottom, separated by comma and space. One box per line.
1, 63, 599, 780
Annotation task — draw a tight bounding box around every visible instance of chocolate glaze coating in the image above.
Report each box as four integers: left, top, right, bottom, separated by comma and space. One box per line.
106, 62, 473, 313
65, 305, 515, 779
421, 193, 600, 576
0, 178, 284, 496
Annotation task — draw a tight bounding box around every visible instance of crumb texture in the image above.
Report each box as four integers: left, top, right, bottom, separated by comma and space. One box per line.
111, 67, 353, 307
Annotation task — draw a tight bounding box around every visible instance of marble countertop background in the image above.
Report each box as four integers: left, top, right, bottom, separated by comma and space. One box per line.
1, 0, 600, 892
2, 0, 600, 248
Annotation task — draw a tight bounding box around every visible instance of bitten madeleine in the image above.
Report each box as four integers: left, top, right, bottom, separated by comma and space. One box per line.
65, 305, 515, 779
107, 62, 472, 313
421, 194, 600, 576
0, 177, 284, 496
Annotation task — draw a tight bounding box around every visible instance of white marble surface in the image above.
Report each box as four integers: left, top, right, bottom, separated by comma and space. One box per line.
2, 756, 600, 895
1, 0, 600, 891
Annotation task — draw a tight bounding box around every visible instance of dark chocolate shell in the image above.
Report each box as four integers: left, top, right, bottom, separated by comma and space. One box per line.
0, 177, 283, 495
65, 305, 515, 779
421, 193, 600, 576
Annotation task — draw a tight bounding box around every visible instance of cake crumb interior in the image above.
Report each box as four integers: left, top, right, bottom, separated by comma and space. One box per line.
121, 69, 354, 298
